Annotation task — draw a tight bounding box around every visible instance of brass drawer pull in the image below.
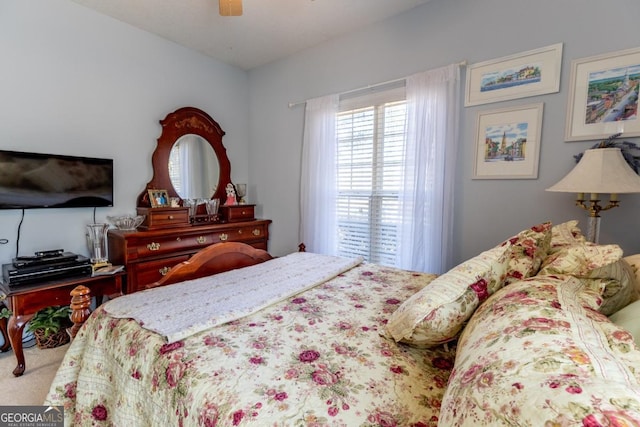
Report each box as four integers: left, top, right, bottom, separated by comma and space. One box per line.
219, 233, 228, 241
241, 210, 246, 215
252, 229, 261, 236
147, 242, 160, 251
176, 237, 181, 242
168, 215, 174, 220
159, 266, 171, 276
196, 236, 206, 244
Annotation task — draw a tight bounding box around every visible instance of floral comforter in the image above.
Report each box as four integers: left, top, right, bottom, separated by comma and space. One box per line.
440, 274, 640, 426
45, 263, 453, 426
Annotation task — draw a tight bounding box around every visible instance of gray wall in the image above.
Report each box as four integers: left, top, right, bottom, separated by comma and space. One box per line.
248, 0, 640, 264
2, 0, 639, 268
0, 0, 250, 263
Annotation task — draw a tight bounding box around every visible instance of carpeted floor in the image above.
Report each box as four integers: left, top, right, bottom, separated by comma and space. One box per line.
0, 341, 68, 405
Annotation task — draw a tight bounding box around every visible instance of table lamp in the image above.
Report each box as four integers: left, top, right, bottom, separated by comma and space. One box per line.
546, 147, 640, 243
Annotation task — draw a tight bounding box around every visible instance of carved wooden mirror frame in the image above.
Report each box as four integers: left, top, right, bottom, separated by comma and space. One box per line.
137, 107, 231, 207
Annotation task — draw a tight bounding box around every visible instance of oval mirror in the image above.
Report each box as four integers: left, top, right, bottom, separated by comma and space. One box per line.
137, 107, 232, 207
168, 134, 219, 199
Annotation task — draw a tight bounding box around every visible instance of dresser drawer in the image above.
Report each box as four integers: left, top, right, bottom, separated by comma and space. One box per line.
137, 207, 190, 230
135, 232, 214, 258
220, 204, 255, 222
108, 219, 271, 295
128, 255, 190, 292
211, 223, 268, 243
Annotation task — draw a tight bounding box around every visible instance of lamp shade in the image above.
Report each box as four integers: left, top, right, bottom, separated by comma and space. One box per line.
546, 148, 640, 194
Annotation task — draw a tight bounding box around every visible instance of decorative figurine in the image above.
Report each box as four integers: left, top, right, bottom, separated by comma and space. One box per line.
234, 183, 247, 204
224, 183, 237, 205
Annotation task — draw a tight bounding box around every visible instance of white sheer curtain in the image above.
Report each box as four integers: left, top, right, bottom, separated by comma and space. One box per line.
300, 64, 461, 270
174, 136, 220, 199
178, 136, 206, 198
299, 94, 339, 254
176, 140, 191, 195
396, 64, 461, 274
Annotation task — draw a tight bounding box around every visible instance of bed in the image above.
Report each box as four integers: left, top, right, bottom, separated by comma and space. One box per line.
46, 221, 640, 426
46, 241, 451, 426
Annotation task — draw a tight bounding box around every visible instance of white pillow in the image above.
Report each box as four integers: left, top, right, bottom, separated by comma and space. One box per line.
624, 254, 640, 294
609, 299, 640, 344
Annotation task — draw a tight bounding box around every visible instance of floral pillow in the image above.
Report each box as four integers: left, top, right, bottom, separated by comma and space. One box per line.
439, 275, 640, 426
502, 222, 552, 285
385, 242, 511, 347
538, 243, 637, 315
549, 220, 587, 253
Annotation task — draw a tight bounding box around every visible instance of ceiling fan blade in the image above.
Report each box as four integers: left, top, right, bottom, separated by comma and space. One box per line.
219, 0, 243, 16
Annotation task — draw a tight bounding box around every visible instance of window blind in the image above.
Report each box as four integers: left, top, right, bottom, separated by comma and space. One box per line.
168, 143, 182, 194
336, 85, 406, 266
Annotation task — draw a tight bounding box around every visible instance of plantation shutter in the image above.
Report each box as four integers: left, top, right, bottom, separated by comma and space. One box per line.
168, 145, 182, 194
336, 84, 406, 266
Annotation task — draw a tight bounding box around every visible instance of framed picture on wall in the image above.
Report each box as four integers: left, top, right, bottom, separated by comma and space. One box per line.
473, 103, 544, 179
565, 46, 640, 141
465, 43, 562, 107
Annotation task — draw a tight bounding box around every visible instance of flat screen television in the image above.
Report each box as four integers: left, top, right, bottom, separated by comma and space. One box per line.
0, 149, 114, 209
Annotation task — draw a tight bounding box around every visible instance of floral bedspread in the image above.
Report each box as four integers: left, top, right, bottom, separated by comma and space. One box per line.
440, 274, 640, 426
103, 252, 363, 343
45, 263, 453, 426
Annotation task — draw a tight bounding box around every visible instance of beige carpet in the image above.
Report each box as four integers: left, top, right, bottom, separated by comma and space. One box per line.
0, 341, 68, 405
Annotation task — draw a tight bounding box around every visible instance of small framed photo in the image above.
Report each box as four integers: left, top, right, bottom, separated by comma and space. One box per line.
148, 189, 170, 208
565, 46, 640, 141
465, 43, 562, 107
473, 103, 544, 179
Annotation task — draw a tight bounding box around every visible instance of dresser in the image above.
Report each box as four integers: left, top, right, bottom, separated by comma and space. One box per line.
116, 106, 273, 293
108, 219, 271, 293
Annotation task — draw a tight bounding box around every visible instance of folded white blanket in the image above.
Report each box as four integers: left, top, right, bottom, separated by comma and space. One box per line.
104, 251, 363, 342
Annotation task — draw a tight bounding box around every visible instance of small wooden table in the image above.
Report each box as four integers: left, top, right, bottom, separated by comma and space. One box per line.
0, 272, 124, 376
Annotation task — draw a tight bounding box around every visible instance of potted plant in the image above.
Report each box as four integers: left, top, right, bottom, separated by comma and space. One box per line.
26, 305, 72, 349
0, 305, 11, 351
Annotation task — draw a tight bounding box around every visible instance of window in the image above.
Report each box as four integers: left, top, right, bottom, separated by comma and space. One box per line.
301, 65, 459, 272
336, 87, 406, 265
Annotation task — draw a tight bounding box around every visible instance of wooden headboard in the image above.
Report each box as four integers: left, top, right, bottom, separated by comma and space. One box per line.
146, 242, 273, 289
68, 242, 273, 338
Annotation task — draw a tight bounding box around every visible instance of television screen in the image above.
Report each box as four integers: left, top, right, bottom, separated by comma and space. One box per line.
0, 149, 114, 209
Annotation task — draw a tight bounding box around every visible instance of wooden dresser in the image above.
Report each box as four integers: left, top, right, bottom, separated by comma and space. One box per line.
108, 219, 271, 293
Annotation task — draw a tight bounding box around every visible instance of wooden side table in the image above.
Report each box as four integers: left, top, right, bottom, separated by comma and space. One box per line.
0, 272, 124, 376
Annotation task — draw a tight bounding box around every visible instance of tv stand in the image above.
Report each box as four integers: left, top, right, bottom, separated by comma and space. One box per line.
0, 273, 124, 376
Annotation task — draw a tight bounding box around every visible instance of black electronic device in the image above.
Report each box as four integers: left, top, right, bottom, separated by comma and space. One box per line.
34, 249, 65, 258
3, 255, 92, 287
0, 149, 113, 210
12, 251, 79, 269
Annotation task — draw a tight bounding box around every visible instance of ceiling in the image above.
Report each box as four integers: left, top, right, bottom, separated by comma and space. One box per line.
71, 0, 433, 70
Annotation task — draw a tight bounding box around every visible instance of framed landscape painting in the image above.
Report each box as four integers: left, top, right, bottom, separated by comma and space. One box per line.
565, 47, 640, 141
465, 43, 562, 107
473, 103, 544, 179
